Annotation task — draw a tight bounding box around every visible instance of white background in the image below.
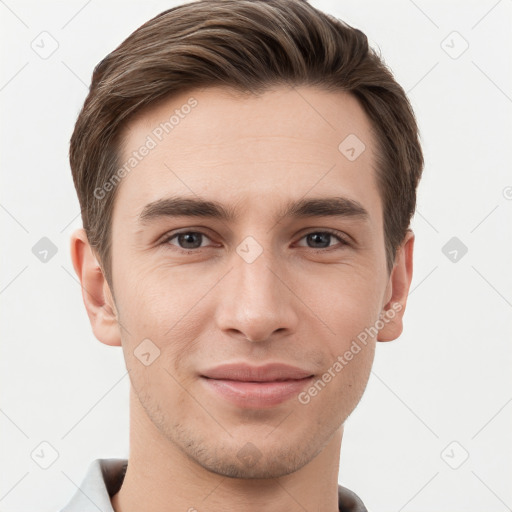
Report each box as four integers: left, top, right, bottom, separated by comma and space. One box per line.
1, 1, 511, 511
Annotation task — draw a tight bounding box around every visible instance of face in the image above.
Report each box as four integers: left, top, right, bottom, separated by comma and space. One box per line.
82, 85, 406, 478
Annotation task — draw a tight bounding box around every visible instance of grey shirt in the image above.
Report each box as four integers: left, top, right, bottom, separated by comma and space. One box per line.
60, 458, 368, 512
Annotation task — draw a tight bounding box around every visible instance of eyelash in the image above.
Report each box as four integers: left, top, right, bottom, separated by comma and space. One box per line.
160, 229, 350, 253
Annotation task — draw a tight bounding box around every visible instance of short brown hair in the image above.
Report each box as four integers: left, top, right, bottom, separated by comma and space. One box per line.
70, 0, 423, 289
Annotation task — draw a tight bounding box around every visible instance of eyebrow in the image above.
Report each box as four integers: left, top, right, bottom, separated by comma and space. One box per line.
138, 195, 369, 226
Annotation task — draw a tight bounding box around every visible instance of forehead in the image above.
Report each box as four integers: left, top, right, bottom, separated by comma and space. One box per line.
113, 85, 381, 225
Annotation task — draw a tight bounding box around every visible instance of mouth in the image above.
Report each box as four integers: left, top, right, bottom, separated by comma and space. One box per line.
199, 363, 315, 408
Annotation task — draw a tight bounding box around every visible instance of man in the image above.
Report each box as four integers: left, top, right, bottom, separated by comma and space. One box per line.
65, 0, 423, 510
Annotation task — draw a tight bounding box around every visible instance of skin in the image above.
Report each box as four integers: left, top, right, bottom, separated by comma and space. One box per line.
70, 85, 414, 512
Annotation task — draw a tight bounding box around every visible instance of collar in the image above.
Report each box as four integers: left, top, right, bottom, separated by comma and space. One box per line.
60, 458, 367, 512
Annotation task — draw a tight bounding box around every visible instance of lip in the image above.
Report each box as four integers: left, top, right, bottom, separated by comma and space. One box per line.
199, 363, 315, 408
200, 363, 314, 382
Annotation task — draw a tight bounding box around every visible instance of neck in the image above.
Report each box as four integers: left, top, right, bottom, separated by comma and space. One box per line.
111, 387, 343, 512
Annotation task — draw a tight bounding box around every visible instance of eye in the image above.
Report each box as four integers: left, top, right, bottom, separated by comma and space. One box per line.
296, 230, 350, 250
162, 231, 214, 251
160, 228, 350, 253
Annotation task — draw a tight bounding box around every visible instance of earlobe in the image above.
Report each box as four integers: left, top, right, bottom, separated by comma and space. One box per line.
69, 228, 122, 347
377, 230, 415, 342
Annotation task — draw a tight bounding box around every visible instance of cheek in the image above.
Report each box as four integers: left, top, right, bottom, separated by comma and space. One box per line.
301, 263, 384, 339
115, 259, 192, 330
115, 266, 210, 376
297, 339, 376, 424
117, 282, 201, 408
302, 268, 381, 404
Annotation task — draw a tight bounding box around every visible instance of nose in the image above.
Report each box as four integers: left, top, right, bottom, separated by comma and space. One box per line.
214, 244, 299, 343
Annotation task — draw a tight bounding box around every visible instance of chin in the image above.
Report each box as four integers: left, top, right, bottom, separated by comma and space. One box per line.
170, 421, 321, 479
195, 446, 313, 479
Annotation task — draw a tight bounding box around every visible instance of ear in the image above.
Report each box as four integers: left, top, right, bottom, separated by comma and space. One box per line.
69, 228, 121, 347
377, 229, 414, 342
